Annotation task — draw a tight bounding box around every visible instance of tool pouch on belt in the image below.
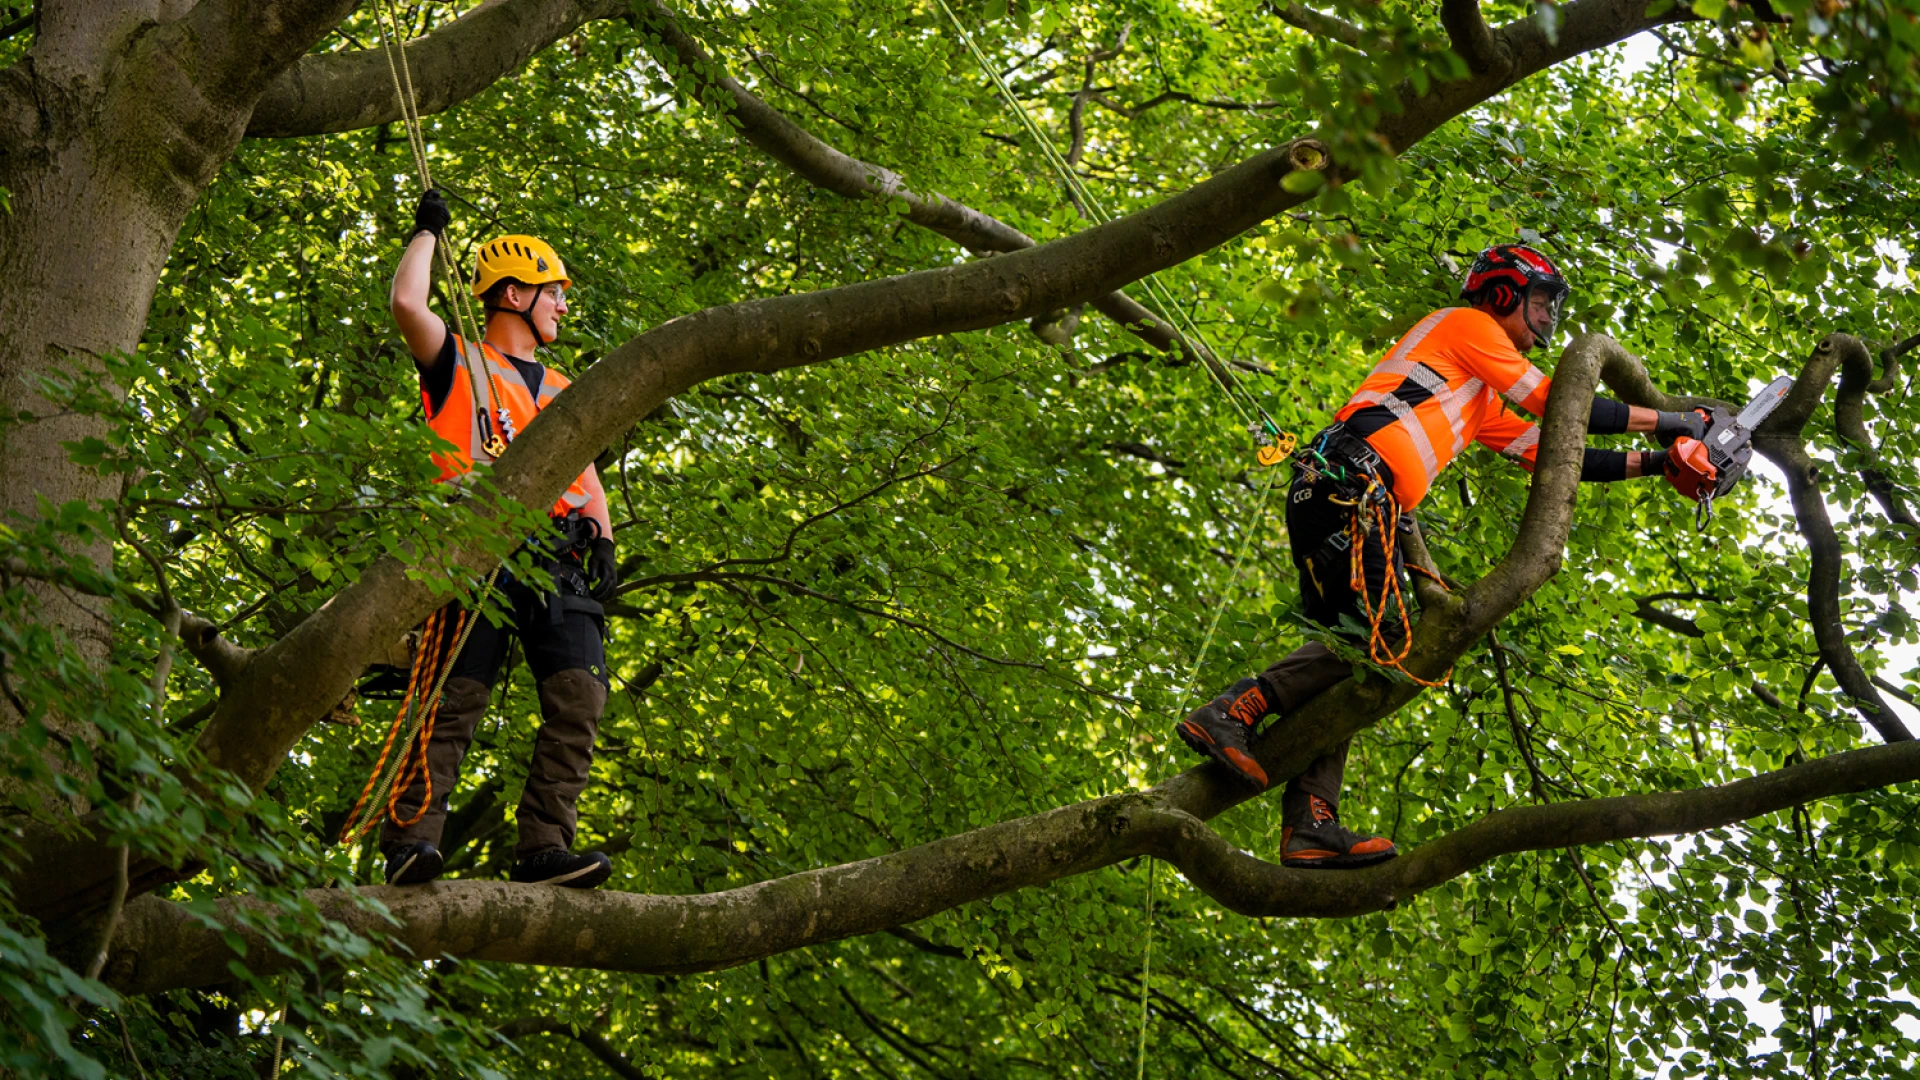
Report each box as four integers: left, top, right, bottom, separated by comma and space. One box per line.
534, 511, 607, 627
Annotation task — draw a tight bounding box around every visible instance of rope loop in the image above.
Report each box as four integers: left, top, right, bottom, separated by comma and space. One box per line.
1347, 488, 1451, 689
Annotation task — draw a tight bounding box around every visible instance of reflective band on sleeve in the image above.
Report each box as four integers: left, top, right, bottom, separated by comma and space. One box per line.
1504, 366, 1546, 408
1383, 309, 1453, 366
1500, 425, 1541, 458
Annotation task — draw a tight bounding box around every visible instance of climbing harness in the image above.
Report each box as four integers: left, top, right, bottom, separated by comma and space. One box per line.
1291, 425, 1451, 688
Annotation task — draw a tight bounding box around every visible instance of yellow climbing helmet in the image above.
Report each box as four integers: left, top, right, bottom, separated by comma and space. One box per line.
471, 234, 571, 298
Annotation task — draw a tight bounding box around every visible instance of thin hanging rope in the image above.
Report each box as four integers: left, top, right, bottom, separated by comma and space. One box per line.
373, 0, 503, 451
1134, 857, 1156, 1079
928, 0, 1279, 434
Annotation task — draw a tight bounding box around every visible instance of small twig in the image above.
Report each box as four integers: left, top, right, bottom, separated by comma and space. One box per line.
116, 1010, 151, 1080
1490, 633, 1549, 803
1873, 675, 1917, 707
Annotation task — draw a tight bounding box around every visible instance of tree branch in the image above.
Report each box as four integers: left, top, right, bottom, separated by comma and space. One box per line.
109, 738, 1920, 995
1754, 335, 1912, 742
0, 559, 253, 686
245, 0, 630, 139
1441, 0, 1506, 75
1266, 1, 1364, 49
1837, 330, 1917, 530
634, 0, 1273, 374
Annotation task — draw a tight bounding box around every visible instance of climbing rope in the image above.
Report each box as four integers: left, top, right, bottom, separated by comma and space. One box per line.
929, 0, 1291, 451
338, 581, 498, 846
337, 3, 519, 849
1134, 857, 1155, 1080
373, 0, 508, 457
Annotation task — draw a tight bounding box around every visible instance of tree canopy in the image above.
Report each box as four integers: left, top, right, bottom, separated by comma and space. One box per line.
2, 0, 1919, 1076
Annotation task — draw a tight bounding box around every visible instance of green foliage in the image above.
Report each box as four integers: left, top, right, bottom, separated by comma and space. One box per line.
5, 0, 1920, 1076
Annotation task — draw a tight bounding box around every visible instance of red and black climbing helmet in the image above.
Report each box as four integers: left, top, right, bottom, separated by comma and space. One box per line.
1460, 243, 1569, 319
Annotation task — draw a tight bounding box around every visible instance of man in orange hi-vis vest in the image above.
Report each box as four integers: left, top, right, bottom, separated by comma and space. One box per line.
381, 190, 621, 890
1175, 244, 1717, 870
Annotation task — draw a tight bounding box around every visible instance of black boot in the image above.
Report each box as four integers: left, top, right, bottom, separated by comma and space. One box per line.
1280, 795, 1396, 869
510, 848, 612, 889
384, 841, 444, 886
1175, 678, 1271, 788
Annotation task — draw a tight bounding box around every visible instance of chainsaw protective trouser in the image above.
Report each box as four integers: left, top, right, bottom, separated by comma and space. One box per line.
382, 563, 609, 859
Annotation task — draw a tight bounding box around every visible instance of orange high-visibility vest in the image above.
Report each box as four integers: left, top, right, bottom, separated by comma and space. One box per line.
1333, 307, 1551, 509
423, 335, 592, 518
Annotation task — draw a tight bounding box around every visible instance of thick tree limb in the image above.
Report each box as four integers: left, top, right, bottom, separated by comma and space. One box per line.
1441, 0, 1506, 75
635, 0, 1241, 371
10, 0, 1686, 919
246, 0, 629, 139
179, 0, 364, 109
1753, 335, 1912, 743
106, 738, 1920, 994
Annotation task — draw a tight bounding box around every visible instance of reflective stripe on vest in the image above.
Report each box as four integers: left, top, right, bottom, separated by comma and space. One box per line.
1333, 307, 1551, 509
423, 336, 592, 516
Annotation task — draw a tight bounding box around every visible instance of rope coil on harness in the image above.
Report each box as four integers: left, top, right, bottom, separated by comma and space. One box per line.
338, 590, 496, 845
1344, 481, 1451, 689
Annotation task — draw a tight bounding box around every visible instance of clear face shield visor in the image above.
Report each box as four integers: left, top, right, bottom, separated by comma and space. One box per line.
1525, 281, 1569, 342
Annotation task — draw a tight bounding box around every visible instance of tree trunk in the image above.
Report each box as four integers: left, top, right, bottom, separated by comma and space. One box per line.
0, 1, 348, 812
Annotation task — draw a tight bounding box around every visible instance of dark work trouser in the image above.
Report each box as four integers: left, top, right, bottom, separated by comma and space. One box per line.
1259, 454, 1407, 825
382, 564, 610, 859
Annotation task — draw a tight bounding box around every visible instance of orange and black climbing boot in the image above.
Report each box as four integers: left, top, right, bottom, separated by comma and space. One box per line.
1280, 795, 1397, 869
1175, 678, 1271, 788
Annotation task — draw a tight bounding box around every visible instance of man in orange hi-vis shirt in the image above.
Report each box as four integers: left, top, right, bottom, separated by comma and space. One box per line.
1175, 244, 1716, 870
381, 190, 621, 890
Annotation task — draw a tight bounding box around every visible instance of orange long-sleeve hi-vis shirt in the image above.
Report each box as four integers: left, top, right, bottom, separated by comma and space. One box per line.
1332, 307, 1552, 509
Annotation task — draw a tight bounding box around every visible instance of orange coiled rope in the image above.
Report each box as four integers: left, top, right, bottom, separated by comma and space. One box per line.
1347, 485, 1452, 689
338, 593, 485, 845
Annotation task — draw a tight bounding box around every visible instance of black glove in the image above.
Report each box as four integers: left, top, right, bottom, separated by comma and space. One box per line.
585, 537, 619, 602
411, 188, 450, 240
1652, 408, 1710, 448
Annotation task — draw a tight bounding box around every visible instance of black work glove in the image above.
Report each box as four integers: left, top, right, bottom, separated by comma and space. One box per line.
1652, 408, 1710, 448
411, 188, 450, 240
586, 537, 619, 602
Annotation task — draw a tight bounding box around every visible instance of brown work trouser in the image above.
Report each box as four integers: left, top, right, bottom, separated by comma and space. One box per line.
1251, 642, 1355, 824
381, 669, 608, 858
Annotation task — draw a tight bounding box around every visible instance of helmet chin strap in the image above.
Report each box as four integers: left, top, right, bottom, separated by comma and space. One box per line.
483, 285, 553, 352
